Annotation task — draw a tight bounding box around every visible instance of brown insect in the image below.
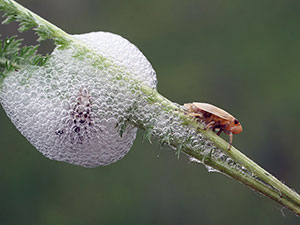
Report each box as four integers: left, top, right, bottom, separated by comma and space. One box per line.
184, 102, 243, 149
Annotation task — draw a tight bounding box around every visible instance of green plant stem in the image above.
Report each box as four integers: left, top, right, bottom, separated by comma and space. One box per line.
212, 135, 300, 208
11, 0, 68, 37
0, 0, 72, 46
139, 85, 300, 215
204, 155, 300, 215
1, 0, 300, 216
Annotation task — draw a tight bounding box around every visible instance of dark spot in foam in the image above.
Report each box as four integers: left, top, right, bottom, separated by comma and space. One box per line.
74, 126, 80, 133
55, 130, 64, 136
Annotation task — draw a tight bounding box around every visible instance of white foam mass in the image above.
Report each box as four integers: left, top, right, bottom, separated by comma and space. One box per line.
0, 31, 157, 167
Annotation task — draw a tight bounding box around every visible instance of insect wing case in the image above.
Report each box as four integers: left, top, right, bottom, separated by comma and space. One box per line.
192, 102, 235, 121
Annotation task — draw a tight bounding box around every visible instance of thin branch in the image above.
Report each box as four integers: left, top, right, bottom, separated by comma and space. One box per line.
137, 85, 300, 216
0, 0, 300, 216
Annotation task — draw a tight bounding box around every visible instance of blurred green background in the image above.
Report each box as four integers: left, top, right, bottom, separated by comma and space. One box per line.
1, 0, 300, 224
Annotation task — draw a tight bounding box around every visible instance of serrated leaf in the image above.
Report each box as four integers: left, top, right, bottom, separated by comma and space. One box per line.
176, 141, 183, 159
2, 15, 15, 24
143, 125, 153, 144
0, 36, 49, 79
0, 0, 70, 48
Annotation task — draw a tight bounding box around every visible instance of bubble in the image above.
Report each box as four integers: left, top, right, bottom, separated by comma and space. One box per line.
188, 156, 202, 164
204, 165, 220, 173
0, 31, 156, 168
0, 30, 249, 180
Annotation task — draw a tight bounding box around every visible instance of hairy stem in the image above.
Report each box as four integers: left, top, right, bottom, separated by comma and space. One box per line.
137, 80, 300, 215
1, 0, 300, 216
0, 0, 72, 46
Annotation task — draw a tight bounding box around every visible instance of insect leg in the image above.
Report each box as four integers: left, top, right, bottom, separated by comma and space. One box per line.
188, 112, 203, 118
216, 129, 222, 136
228, 132, 233, 150
204, 121, 215, 130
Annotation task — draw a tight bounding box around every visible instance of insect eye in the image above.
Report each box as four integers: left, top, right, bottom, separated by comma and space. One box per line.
234, 119, 239, 125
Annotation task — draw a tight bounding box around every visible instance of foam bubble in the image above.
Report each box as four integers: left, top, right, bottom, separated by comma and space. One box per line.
0, 31, 157, 167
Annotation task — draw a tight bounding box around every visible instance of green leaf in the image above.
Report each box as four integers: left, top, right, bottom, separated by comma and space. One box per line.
176, 141, 183, 159
0, 0, 71, 48
0, 36, 49, 80
143, 125, 153, 144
